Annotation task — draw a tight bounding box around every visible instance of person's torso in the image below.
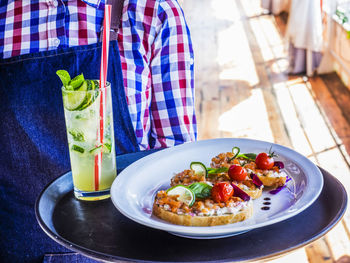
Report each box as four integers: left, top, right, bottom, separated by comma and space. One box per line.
0, 0, 169, 150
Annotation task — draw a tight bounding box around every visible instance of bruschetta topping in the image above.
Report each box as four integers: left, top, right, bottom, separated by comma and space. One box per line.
155, 190, 250, 217
171, 169, 206, 186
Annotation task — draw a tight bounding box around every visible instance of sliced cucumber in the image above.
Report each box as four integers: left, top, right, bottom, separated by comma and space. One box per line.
86, 79, 95, 90
167, 185, 195, 207
63, 80, 88, 111
190, 161, 208, 177
76, 80, 99, 111
93, 80, 100, 88
228, 146, 240, 162
232, 147, 240, 157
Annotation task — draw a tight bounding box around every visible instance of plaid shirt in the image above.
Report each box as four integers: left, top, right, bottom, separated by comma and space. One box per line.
0, 0, 196, 150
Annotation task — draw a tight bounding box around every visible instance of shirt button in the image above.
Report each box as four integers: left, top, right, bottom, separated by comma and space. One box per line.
52, 38, 60, 47
190, 57, 194, 65
47, 0, 58, 7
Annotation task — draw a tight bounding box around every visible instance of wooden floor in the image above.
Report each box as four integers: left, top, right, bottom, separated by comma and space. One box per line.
181, 0, 350, 262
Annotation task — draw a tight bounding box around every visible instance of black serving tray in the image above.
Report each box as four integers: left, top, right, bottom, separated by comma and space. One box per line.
35, 151, 347, 262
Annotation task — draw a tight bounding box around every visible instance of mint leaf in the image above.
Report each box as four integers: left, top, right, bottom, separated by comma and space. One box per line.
71, 145, 85, 153
68, 129, 85, 142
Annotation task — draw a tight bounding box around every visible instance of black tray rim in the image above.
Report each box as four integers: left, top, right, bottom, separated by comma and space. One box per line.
35, 167, 348, 263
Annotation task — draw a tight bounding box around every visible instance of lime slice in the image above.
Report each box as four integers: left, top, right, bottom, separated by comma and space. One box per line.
63, 80, 88, 111
190, 162, 208, 177
69, 73, 85, 90
167, 185, 195, 207
56, 70, 71, 88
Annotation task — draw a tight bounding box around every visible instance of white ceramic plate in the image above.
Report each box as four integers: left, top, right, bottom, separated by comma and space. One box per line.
111, 138, 323, 239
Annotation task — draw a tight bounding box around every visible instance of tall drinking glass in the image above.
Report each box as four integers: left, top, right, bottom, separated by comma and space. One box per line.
62, 81, 116, 201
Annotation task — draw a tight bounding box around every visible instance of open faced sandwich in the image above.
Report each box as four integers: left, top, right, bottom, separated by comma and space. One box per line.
153, 146, 287, 227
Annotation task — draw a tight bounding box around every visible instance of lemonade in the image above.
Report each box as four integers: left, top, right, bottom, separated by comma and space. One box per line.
58, 70, 116, 201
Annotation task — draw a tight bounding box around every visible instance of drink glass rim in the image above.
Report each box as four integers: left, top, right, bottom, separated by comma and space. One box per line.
61, 81, 111, 93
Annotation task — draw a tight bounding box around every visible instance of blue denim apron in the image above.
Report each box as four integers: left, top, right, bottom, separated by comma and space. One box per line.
0, 41, 139, 262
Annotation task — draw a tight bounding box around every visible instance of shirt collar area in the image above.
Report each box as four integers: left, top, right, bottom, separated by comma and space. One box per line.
81, 0, 103, 8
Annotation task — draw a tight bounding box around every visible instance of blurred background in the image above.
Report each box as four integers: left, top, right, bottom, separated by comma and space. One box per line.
180, 0, 350, 262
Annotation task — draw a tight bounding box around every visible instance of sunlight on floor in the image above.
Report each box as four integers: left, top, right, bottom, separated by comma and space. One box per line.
218, 88, 274, 141
215, 0, 259, 86
272, 81, 313, 156
217, 24, 259, 85
182, 0, 350, 262
211, 0, 238, 22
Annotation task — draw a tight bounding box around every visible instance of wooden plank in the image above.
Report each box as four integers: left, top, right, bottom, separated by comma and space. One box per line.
325, 221, 350, 262
305, 238, 333, 263
272, 81, 313, 156
199, 100, 221, 140
321, 72, 350, 125
219, 82, 242, 138
256, 64, 292, 147
239, 0, 264, 18
287, 82, 336, 153
219, 80, 252, 113
274, 12, 288, 36
264, 248, 309, 263
218, 86, 275, 141
234, 0, 292, 147
317, 147, 350, 238
308, 76, 350, 156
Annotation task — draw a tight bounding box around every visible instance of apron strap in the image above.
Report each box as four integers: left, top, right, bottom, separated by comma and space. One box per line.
101, 0, 125, 41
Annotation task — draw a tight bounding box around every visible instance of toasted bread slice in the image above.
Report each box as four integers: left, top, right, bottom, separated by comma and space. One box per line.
257, 175, 286, 188
153, 201, 253, 226
244, 186, 262, 199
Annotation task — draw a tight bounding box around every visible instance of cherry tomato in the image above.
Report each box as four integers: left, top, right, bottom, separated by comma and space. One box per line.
211, 182, 234, 203
228, 165, 247, 181
255, 152, 274, 170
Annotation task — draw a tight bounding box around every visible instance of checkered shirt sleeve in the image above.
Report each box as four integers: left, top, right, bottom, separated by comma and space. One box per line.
118, 0, 196, 150
150, 0, 196, 149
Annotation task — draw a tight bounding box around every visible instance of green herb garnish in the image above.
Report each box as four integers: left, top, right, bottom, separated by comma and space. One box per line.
188, 182, 212, 199
68, 129, 85, 142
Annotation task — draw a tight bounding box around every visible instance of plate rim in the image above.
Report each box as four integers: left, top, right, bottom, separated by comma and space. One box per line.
111, 138, 324, 236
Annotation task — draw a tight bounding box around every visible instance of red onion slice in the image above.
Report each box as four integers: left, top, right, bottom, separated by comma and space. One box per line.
250, 173, 263, 188
231, 183, 251, 201
274, 161, 284, 169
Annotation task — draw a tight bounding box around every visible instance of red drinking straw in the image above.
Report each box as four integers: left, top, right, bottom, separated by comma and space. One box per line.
95, 4, 112, 191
